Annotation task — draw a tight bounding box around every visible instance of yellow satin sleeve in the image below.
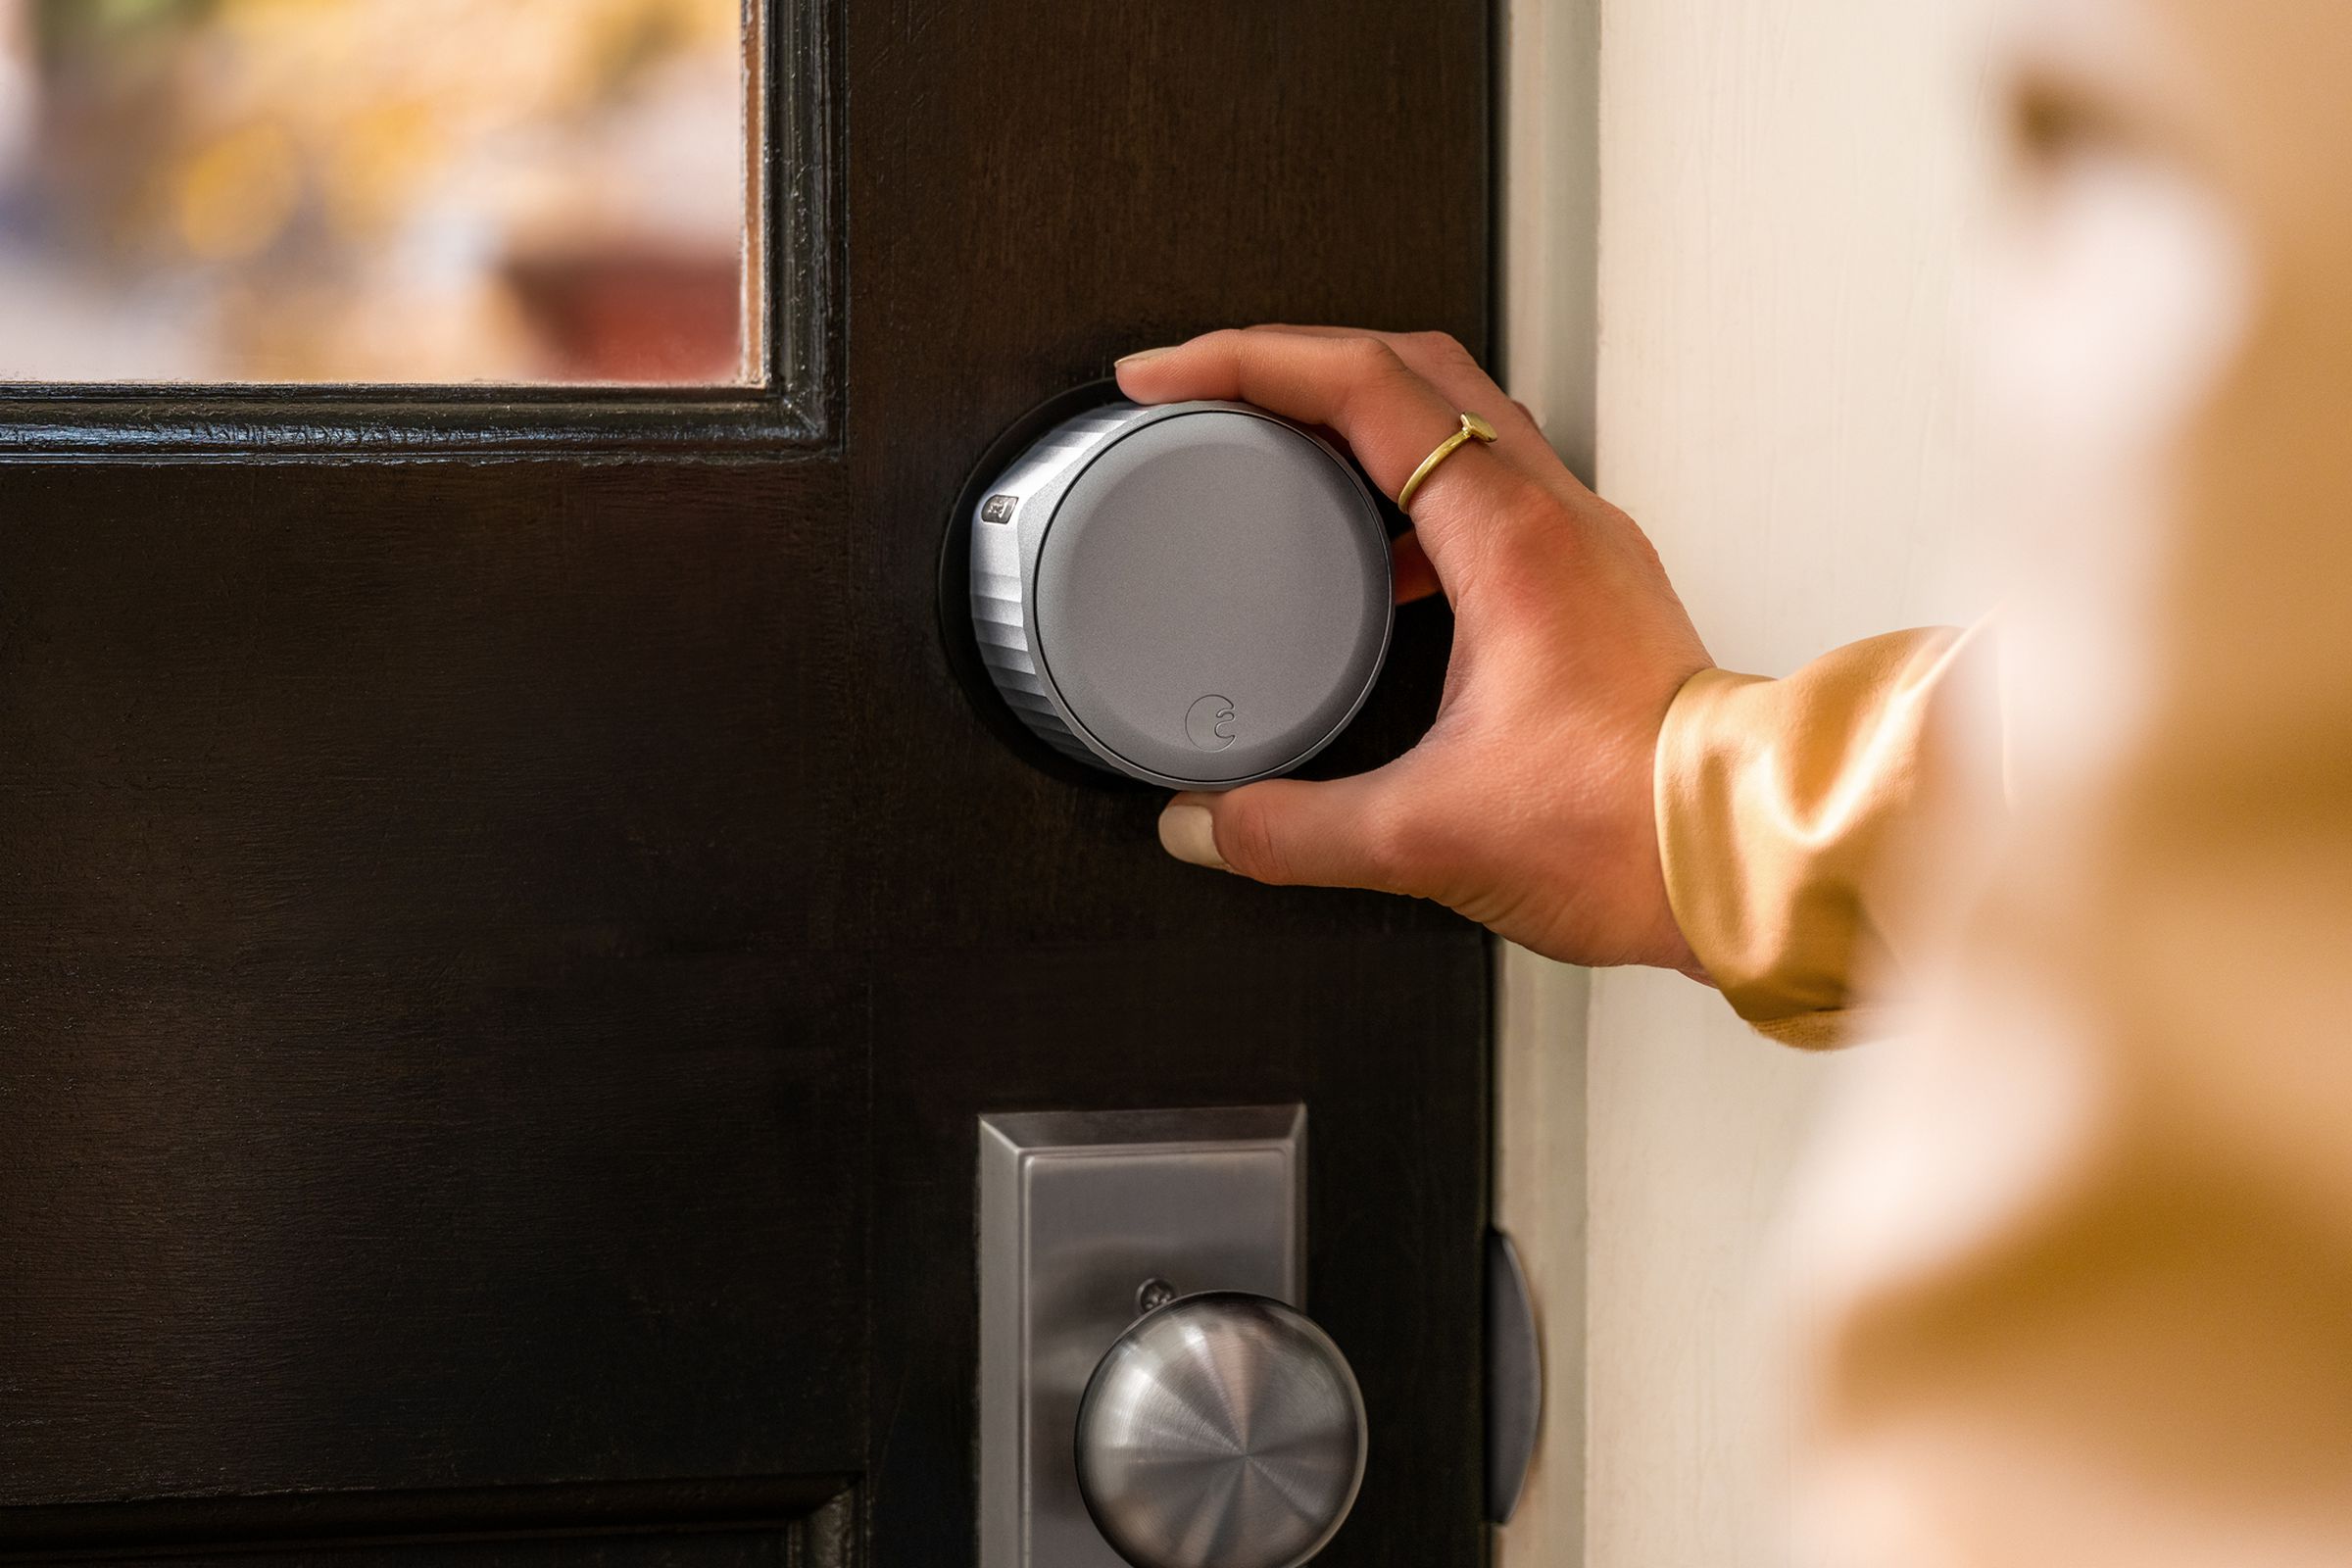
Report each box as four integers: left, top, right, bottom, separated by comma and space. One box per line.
1653, 623, 1997, 1048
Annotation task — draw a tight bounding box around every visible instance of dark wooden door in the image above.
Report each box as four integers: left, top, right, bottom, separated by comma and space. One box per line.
0, 3, 1492, 1564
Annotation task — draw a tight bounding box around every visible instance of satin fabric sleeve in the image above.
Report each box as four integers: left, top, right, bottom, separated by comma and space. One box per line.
1652, 623, 1997, 1048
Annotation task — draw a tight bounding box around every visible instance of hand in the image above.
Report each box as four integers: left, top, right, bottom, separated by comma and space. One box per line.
1116, 326, 1712, 973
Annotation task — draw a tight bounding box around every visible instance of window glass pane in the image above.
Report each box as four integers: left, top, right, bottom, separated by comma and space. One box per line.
0, 0, 757, 385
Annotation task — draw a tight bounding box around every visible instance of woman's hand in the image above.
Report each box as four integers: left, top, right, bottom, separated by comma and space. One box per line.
1117, 325, 1711, 973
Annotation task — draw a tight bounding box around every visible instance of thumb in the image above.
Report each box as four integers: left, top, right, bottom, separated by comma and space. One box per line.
1156, 773, 1413, 893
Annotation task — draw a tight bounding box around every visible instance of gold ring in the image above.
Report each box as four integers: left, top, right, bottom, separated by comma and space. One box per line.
1396, 412, 1498, 514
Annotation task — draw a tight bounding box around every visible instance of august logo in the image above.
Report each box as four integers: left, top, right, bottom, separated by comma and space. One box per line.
1185, 694, 1238, 752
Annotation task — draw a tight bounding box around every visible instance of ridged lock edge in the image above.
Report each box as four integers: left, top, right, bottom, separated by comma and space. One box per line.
967, 406, 1137, 773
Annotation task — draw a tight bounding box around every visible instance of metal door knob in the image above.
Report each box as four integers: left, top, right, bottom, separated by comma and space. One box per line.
1075, 1292, 1367, 1568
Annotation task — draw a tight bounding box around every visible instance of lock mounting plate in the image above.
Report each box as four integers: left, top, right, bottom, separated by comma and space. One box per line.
976, 1104, 1305, 1568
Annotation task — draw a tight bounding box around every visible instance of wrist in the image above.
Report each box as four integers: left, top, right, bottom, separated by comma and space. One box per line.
1639, 663, 1714, 978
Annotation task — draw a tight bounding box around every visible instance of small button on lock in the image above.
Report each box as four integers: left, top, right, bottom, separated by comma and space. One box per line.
981, 493, 1020, 525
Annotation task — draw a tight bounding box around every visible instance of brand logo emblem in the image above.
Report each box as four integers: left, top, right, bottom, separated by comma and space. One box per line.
1186, 694, 1238, 752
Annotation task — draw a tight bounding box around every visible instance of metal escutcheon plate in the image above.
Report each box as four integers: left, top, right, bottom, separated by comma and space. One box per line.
977, 1106, 1306, 1568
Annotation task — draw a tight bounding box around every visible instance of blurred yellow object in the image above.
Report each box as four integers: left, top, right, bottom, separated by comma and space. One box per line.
322, 100, 443, 241
176, 122, 300, 260
1654, 0, 2352, 1561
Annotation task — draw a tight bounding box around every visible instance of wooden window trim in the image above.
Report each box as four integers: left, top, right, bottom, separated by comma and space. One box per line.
0, 0, 835, 464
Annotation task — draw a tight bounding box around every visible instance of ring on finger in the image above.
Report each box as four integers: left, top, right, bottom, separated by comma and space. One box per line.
1396, 412, 1499, 514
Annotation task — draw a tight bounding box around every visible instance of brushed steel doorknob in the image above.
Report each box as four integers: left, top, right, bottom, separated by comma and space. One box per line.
1075, 1292, 1367, 1568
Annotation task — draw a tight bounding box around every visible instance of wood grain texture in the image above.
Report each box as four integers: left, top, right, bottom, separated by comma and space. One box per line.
0, 1478, 853, 1565
0, 462, 870, 1503
0, 0, 1493, 1560
842, 3, 1494, 1556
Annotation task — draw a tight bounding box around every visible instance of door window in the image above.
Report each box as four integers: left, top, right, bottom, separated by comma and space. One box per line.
0, 0, 760, 385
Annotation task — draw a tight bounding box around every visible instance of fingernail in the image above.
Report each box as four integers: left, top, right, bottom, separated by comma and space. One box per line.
1157, 803, 1231, 870
1115, 346, 1176, 368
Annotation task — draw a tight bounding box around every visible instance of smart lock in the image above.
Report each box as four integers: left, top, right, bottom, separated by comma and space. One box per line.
943, 391, 1393, 789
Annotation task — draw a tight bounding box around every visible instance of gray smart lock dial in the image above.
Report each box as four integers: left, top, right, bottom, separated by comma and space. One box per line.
966, 400, 1392, 790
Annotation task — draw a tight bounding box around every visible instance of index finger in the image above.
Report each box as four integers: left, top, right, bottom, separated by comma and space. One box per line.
1112, 329, 1515, 535
1244, 324, 1553, 461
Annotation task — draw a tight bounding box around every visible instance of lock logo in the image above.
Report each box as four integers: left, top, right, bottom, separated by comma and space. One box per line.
1186, 694, 1238, 752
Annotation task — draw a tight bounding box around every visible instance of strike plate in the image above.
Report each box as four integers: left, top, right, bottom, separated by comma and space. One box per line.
977, 1104, 1306, 1568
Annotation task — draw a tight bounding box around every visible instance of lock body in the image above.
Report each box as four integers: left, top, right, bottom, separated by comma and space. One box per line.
977, 1106, 1309, 1568
966, 400, 1392, 790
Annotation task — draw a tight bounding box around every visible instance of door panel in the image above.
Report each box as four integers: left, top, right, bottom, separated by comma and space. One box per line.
0, 464, 866, 1500
0, 1, 1491, 1562
871, 935, 1486, 1565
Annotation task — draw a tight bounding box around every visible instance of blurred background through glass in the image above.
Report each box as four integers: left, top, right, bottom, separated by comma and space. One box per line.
0, 0, 756, 384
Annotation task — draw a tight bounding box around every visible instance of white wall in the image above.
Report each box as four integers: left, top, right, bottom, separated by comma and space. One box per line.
1497, 2, 1996, 1564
